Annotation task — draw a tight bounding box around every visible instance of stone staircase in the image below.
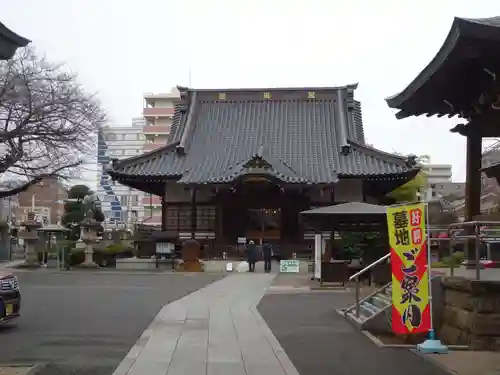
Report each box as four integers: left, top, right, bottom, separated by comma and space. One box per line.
340, 282, 392, 330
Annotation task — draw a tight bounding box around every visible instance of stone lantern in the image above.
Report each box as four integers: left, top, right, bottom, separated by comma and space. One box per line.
80, 216, 101, 268
19, 212, 42, 267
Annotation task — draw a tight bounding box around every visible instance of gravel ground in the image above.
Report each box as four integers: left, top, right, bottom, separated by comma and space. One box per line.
0, 271, 224, 375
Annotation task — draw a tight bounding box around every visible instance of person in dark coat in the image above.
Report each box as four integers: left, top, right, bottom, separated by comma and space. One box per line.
262, 242, 273, 273
246, 240, 257, 272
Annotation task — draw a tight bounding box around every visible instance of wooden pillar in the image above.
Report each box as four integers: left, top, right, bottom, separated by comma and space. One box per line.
190, 188, 197, 239
465, 131, 482, 267
465, 132, 482, 221
161, 185, 167, 232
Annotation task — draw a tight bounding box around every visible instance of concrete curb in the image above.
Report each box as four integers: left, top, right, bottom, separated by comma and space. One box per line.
27, 363, 46, 375
251, 306, 301, 375
410, 350, 459, 375
0, 363, 45, 375
360, 330, 416, 349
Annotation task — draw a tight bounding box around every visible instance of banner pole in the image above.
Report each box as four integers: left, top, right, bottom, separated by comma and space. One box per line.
426, 202, 434, 331
416, 202, 448, 354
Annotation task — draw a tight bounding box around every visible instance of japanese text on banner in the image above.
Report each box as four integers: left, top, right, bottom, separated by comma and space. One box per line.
387, 203, 431, 334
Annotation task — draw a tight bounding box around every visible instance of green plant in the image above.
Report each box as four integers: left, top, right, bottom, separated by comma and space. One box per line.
438, 251, 464, 268
339, 231, 384, 262
104, 243, 133, 254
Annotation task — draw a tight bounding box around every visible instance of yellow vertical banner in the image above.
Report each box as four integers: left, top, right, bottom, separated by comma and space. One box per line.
386, 203, 431, 334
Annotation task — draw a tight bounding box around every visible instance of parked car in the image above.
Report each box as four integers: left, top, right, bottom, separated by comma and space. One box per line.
0, 271, 20, 324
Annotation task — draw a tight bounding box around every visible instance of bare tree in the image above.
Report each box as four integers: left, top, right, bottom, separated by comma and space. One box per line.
0, 47, 105, 198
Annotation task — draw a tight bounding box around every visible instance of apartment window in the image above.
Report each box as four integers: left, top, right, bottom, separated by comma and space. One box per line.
125, 134, 137, 141
105, 134, 116, 141
138, 134, 145, 141
129, 196, 138, 206
120, 196, 128, 206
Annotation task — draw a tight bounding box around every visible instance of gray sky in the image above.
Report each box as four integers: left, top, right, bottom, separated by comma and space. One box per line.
4, 0, 500, 184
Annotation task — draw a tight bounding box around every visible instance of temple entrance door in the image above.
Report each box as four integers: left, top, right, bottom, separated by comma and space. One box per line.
245, 208, 281, 245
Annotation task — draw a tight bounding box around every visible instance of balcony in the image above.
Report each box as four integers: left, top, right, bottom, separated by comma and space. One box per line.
143, 107, 174, 117
141, 216, 162, 225
143, 142, 166, 151
142, 196, 162, 206
143, 126, 171, 135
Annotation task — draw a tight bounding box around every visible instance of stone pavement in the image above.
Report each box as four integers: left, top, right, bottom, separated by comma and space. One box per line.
429, 350, 500, 375
0, 260, 24, 269
0, 366, 35, 375
112, 273, 299, 375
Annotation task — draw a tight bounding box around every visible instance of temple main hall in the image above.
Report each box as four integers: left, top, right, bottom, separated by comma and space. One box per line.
107, 85, 418, 257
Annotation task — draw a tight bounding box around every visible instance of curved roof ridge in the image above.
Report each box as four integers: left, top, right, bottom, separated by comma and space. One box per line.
385, 16, 500, 112
175, 84, 359, 93
113, 141, 180, 168
348, 141, 408, 164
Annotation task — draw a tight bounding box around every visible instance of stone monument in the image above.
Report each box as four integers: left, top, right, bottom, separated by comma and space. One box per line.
19, 212, 42, 267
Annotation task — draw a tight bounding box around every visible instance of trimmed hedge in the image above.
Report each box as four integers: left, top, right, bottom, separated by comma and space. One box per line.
38, 242, 134, 267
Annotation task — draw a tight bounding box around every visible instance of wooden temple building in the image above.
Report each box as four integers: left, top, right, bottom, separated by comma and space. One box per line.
0, 21, 29, 60
107, 85, 419, 257
385, 16, 500, 265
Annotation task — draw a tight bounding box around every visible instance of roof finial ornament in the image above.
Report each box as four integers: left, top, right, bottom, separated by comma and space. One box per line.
443, 100, 454, 111
405, 155, 417, 168
491, 94, 500, 110
484, 68, 496, 81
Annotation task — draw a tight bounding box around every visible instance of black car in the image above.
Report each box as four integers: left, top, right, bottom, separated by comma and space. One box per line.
0, 271, 21, 324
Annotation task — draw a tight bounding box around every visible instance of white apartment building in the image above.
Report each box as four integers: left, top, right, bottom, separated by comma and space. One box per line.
97, 122, 147, 228
419, 163, 465, 201
96, 88, 180, 228
140, 88, 179, 225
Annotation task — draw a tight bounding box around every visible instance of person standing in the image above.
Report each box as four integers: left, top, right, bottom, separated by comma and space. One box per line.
246, 240, 257, 272
262, 241, 273, 273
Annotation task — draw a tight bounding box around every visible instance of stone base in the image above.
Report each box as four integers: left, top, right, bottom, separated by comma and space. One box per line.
115, 257, 175, 271
17, 262, 41, 269
80, 262, 99, 268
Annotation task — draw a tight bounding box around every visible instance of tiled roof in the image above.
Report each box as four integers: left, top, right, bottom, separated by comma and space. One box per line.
110, 85, 418, 184
301, 202, 387, 215
0, 22, 30, 60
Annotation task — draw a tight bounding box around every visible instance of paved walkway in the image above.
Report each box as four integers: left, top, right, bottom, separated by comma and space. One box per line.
258, 292, 450, 375
112, 273, 299, 375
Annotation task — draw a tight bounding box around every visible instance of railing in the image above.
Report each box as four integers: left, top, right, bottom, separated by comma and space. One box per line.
348, 253, 390, 318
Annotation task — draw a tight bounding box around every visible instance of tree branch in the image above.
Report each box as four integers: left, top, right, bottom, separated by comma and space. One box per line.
0, 46, 106, 198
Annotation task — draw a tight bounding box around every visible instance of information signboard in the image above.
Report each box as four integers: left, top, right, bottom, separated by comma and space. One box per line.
280, 259, 300, 273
